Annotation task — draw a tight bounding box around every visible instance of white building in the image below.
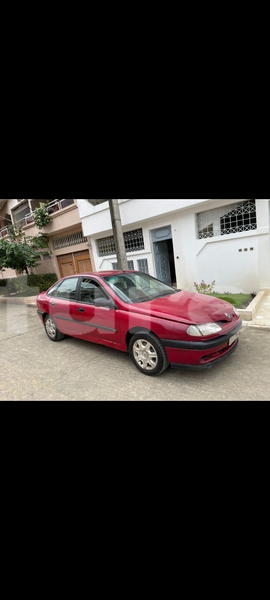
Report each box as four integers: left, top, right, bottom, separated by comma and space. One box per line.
77, 199, 270, 294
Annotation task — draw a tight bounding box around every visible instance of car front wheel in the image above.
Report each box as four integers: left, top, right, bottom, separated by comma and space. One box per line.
44, 315, 65, 342
129, 333, 169, 376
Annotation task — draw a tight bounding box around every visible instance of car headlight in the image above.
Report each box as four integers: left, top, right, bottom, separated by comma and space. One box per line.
187, 323, 223, 337
233, 308, 240, 317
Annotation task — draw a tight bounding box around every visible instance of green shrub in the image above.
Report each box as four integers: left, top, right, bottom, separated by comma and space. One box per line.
0, 282, 7, 295
27, 273, 58, 291
194, 280, 216, 294
14, 279, 30, 295
5, 279, 17, 295
0, 273, 57, 296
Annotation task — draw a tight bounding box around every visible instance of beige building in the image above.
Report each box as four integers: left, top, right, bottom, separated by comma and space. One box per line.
0, 199, 95, 280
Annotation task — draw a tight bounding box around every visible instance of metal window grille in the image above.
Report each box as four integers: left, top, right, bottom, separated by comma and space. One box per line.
197, 200, 257, 239
97, 228, 145, 257
137, 259, 149, 274
54, 231, 88, 250
198, 224, 214, 238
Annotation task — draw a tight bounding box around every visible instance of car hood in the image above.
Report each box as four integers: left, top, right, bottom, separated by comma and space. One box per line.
126, 291, 235, 325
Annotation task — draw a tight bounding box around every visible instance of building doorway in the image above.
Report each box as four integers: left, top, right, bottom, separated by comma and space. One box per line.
152, 226, 176, 286
58, 251, 92, 278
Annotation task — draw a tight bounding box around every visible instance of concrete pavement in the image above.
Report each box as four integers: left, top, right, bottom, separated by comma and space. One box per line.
0, 303, 270, 401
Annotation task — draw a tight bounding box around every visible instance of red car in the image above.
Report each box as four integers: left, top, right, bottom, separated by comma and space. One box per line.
37, 271, 242, 376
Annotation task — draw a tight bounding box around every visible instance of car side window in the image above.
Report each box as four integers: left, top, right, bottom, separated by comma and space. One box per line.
47, 283, 60, 297
55, 278, 79, 301
79, 278, 108, 305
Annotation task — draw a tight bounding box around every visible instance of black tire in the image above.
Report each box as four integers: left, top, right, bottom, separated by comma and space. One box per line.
129, 332, 169, 376
44, 315, 65, 342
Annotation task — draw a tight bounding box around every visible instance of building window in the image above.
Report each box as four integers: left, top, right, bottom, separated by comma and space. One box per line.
137, 259, 149, 274
113, 261, 134, 270
12, 202, 30, 227
198, 223, 214, 239
197, 200, 257, 239
97, 229, 145, 257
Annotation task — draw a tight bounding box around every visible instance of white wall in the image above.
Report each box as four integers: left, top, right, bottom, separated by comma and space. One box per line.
77, 199, 270, 293
6, 199, 19, 213
77, 199, 212, 236
197, 236, 260, 293
176, 199, 269, 293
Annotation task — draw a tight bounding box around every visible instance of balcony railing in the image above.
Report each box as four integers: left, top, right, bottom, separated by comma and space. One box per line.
21, 199, 76, 228
0, 226, 9, 239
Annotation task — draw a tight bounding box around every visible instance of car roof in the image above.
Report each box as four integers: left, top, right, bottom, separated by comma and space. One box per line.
78, 270, 137, 277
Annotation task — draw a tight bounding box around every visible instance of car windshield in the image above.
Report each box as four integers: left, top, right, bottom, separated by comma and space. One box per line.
103, 272, 177, 304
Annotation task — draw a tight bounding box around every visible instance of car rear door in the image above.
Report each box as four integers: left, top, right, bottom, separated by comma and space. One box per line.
70, 277, 121, 344
49, 277, 80, 335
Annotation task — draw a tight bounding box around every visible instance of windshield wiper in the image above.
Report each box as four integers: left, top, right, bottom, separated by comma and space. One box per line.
153, 292, 175, 299
134, 292, 174, 303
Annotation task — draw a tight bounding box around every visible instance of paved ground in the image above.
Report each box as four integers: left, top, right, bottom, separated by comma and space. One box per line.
0, 303, 270, 401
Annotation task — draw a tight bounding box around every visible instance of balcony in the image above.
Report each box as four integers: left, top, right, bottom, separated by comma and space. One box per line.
0, 226, 9, 239
46, 198, 75, 215
15, 199, 76, 229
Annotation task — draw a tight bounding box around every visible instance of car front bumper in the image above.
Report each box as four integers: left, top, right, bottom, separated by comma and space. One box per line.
161, 320, 242, 370
170, 339, 239, 370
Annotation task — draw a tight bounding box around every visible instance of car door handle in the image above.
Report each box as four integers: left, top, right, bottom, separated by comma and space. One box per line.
78, 308, 85, 313
51, 302, 55, 306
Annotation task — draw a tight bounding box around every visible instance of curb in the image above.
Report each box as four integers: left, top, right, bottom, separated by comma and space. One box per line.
242, 321, 270, 330
0, 296, 37, 307
238, 290, 266, 322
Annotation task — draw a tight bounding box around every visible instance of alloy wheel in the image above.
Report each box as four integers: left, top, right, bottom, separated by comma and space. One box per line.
46, 318, 56, 339
133, 339, 158, 371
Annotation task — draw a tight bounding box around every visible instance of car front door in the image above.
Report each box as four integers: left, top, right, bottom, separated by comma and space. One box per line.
49, 277, 80, 335
70, 277, 121, 345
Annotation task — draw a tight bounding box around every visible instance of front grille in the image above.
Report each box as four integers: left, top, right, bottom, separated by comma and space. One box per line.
200, 338, 238, 363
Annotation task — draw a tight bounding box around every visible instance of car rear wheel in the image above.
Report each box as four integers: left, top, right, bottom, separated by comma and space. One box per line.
44, 315, 65, 342
129, 333, 169, 376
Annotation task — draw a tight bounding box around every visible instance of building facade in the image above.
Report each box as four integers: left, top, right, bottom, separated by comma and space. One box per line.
77, 199, 270, 294
0, 199, 95, 280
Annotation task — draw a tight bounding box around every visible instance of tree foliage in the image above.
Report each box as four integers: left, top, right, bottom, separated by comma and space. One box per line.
0, 226, 50, 274
33, 203, 52, 229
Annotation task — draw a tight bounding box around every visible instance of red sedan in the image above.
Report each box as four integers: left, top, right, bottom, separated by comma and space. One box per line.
37, 271, 242, 376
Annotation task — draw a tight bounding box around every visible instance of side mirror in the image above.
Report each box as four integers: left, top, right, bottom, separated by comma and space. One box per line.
95, 297, 115, 309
